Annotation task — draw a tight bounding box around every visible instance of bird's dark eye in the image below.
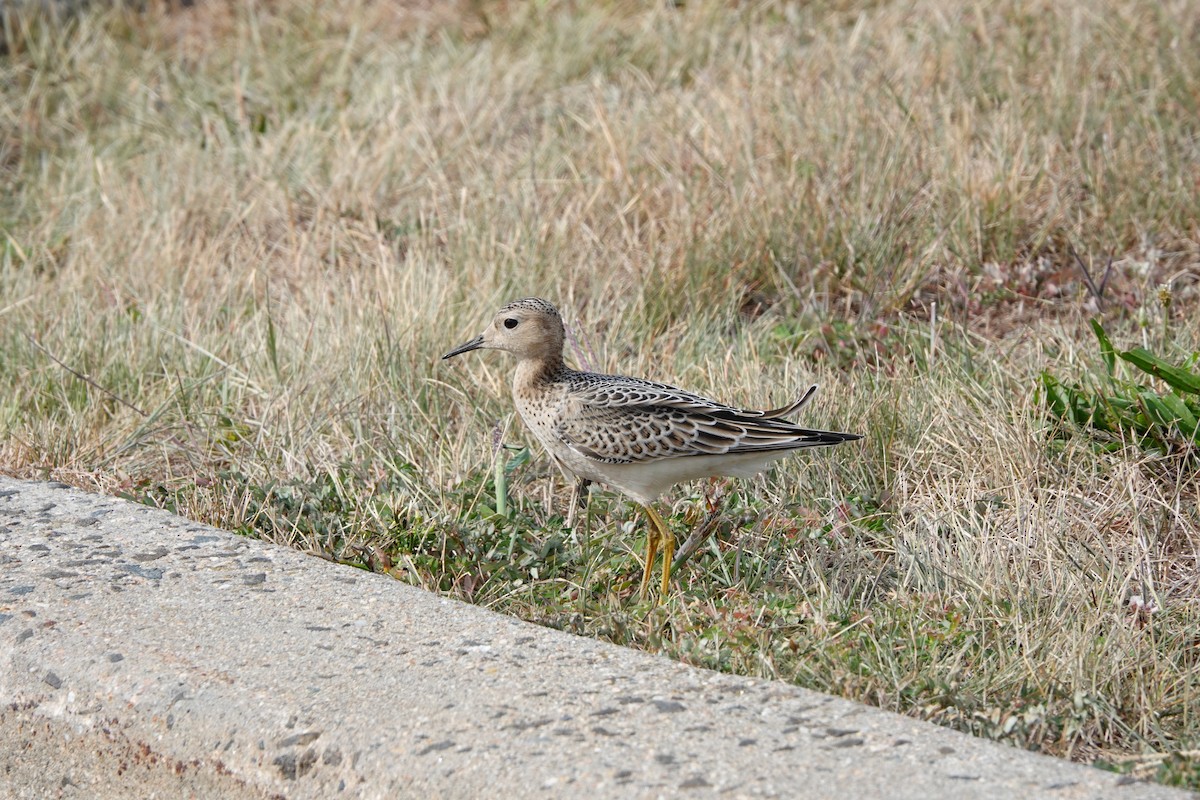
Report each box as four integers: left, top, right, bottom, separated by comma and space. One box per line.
503, 318, 519, 329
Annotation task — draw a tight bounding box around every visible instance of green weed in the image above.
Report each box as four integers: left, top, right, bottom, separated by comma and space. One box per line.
1042, 320, 1200, 459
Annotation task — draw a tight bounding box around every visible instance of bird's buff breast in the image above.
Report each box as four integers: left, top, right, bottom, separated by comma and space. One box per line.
512, 386, 570, 454
512, 388, 611, 483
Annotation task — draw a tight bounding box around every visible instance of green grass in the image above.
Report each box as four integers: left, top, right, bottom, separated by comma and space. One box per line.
2, 0, 1199, 788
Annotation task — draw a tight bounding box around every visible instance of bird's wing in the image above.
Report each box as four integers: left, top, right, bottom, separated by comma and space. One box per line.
564, 373, 818, 418
556, 376, 852, 464
562, 373, 737, 414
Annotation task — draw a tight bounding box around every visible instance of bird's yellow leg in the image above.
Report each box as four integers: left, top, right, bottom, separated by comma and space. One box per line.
659, 523, 675, 596
638, 508, 659, 598
640, 504, 675, 598
638, 515, 657, 597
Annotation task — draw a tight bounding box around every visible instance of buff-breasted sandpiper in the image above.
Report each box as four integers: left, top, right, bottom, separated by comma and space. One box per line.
442, 298, 862, 598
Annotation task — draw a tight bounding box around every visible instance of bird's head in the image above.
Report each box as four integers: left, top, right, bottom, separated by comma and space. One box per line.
441, 297, 565, 363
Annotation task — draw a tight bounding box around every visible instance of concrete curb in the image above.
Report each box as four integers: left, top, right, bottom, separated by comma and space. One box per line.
0, 477, 1189, 799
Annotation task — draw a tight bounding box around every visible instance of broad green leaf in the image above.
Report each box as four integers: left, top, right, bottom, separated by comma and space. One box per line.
1158, 393, 1198, 438
1040, 374, 1068, 418
1139, 391, 1177, 429
505, 446, 531, 473
1120, 348, 1200, 395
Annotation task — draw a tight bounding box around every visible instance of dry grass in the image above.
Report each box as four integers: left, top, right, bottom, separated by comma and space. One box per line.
3, 0, 1199, 786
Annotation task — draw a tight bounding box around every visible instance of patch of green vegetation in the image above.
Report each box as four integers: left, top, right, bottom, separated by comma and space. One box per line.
214, 458, 578, 596
1041, 320, 1200, 459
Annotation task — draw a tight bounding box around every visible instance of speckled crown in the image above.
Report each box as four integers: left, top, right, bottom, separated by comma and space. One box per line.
500, 298, 560, 319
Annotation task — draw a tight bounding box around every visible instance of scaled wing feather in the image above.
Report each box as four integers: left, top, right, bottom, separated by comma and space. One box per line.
556, 375, 843, 464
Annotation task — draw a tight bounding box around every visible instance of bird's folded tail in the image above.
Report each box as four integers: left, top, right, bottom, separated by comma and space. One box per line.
790, 427, 863, 446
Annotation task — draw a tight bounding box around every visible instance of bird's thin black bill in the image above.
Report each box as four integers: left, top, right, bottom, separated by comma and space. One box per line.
441, 335, 484, 360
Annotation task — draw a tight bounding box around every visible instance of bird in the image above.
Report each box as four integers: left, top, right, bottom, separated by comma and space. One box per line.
441, 297, 862, 598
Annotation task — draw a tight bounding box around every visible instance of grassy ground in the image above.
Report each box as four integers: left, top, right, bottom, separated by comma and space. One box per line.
3, 0, 1199, 787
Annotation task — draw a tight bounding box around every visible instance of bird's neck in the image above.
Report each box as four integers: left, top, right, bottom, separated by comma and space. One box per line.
512, 355, 564, 396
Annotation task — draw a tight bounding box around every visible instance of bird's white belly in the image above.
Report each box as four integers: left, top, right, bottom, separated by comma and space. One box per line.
542, 439, 793, 506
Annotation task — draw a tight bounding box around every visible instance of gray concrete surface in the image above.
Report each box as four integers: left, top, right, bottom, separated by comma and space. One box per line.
0, 477, 1190, 799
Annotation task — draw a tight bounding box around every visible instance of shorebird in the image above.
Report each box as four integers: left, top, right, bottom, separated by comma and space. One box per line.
442, 298, 862, 598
